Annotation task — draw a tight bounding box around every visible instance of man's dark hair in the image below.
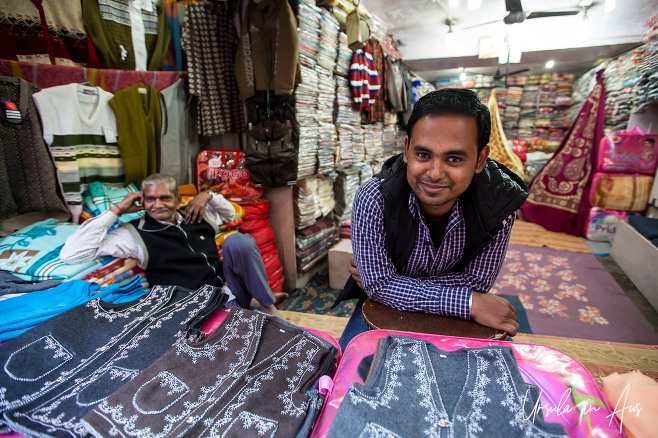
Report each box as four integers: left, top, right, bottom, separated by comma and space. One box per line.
646, 138, 656, 145
406, 88, 491, 154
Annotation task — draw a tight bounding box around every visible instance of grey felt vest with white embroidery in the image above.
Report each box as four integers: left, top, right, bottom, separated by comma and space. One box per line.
0, 285, 224, 437
327, 336, 569, 438
81, 307, 337, 438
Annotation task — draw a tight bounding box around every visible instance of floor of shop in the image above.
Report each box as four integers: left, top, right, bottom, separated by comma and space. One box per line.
280, 240, 658, 340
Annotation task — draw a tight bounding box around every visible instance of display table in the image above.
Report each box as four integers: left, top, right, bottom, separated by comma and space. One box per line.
279, 310, 658, 380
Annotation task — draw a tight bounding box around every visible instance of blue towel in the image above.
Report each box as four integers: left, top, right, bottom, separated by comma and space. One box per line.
0, 276, 146, 342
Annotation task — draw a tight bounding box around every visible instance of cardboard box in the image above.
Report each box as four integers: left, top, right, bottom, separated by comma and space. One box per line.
328, 239, 353, 290
611, 220, 658, 312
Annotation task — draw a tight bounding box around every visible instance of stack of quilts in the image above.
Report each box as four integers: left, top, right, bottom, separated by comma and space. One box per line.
297, 0, 321, 68
333, 167, 361, 223
296, 66, 320, 179
335, 32, 352, 76
317, 9, 339, 71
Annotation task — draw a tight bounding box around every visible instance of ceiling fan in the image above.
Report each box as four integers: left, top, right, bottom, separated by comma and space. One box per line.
464, 0, 582, 30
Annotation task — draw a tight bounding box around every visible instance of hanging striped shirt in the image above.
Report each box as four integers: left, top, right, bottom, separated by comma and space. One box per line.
351, 177, 514, 319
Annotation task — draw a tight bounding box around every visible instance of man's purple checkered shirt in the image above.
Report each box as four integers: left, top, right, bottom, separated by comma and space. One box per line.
351, 177, 514, 319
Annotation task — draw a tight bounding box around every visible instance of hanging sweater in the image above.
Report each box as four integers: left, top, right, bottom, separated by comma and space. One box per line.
82, 0, 170, 71
33, 83, 125, 223
109, 84, 162, 186
234, 0, 301, 100
349, 42, 380, 111
0, 76, 69, 229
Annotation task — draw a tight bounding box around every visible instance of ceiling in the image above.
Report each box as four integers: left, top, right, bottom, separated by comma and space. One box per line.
359, 0, 654, 83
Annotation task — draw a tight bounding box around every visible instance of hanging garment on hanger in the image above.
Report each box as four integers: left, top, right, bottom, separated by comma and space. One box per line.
0, 284, 228, 437
367, 38, 387, 123
181, 1, 244, 136
82, 307, 337, 438
488, 88, 525, 180
0, 76, 70, 234
109, 83, 162, 186
0, 0, 94, 66
159, 78, 200, 185
32, 83, 125, 223
521, 70, 607, 236
234, 0, 301, 100
385, 56, 405, 113
349, 42, 380, 111
82, 0, 170, 71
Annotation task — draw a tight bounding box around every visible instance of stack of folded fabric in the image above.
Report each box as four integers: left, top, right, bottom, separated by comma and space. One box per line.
360, 163, 374, 184
521, 84, 539, 107
0, 219, 108, 282
295, 219, 338, 273
382, 124, 398, 159
335, 74, 358, 169
316, 175, 336, 218
335, 32, 352, 76
555, 81, 573, 106
351, 126, 365, 167
535, 106, 553, 128
364, 123, 383, 163
296, 66, 320, 179
340, 220, 351, 239
80, 182, 144, 225
316, 65, 337, 174
297, 0, 321, 68
317, 9, 339, 71
294, 177, 318, 229
318, 122, 336, 174
539, 83, 556, 105
333, 167, 361, 223
507, 75, 528, 86
506, 86, 523, 105
548, 127, 566, 141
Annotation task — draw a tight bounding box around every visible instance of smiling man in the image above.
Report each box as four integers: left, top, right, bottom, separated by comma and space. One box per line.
60, 174, 282, 316
337, 88, 529, 348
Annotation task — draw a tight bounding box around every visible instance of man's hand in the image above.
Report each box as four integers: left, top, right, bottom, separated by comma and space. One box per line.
470, 292, 519, 336
348, 258, 363, 289
184, 191, 213, 223
110, 191, 144, 216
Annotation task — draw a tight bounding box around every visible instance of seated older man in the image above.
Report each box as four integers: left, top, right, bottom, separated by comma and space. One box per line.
61, 174, 284, 315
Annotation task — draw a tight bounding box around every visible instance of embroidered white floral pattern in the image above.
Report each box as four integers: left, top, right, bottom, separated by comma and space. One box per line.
359, 422, 403, 438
